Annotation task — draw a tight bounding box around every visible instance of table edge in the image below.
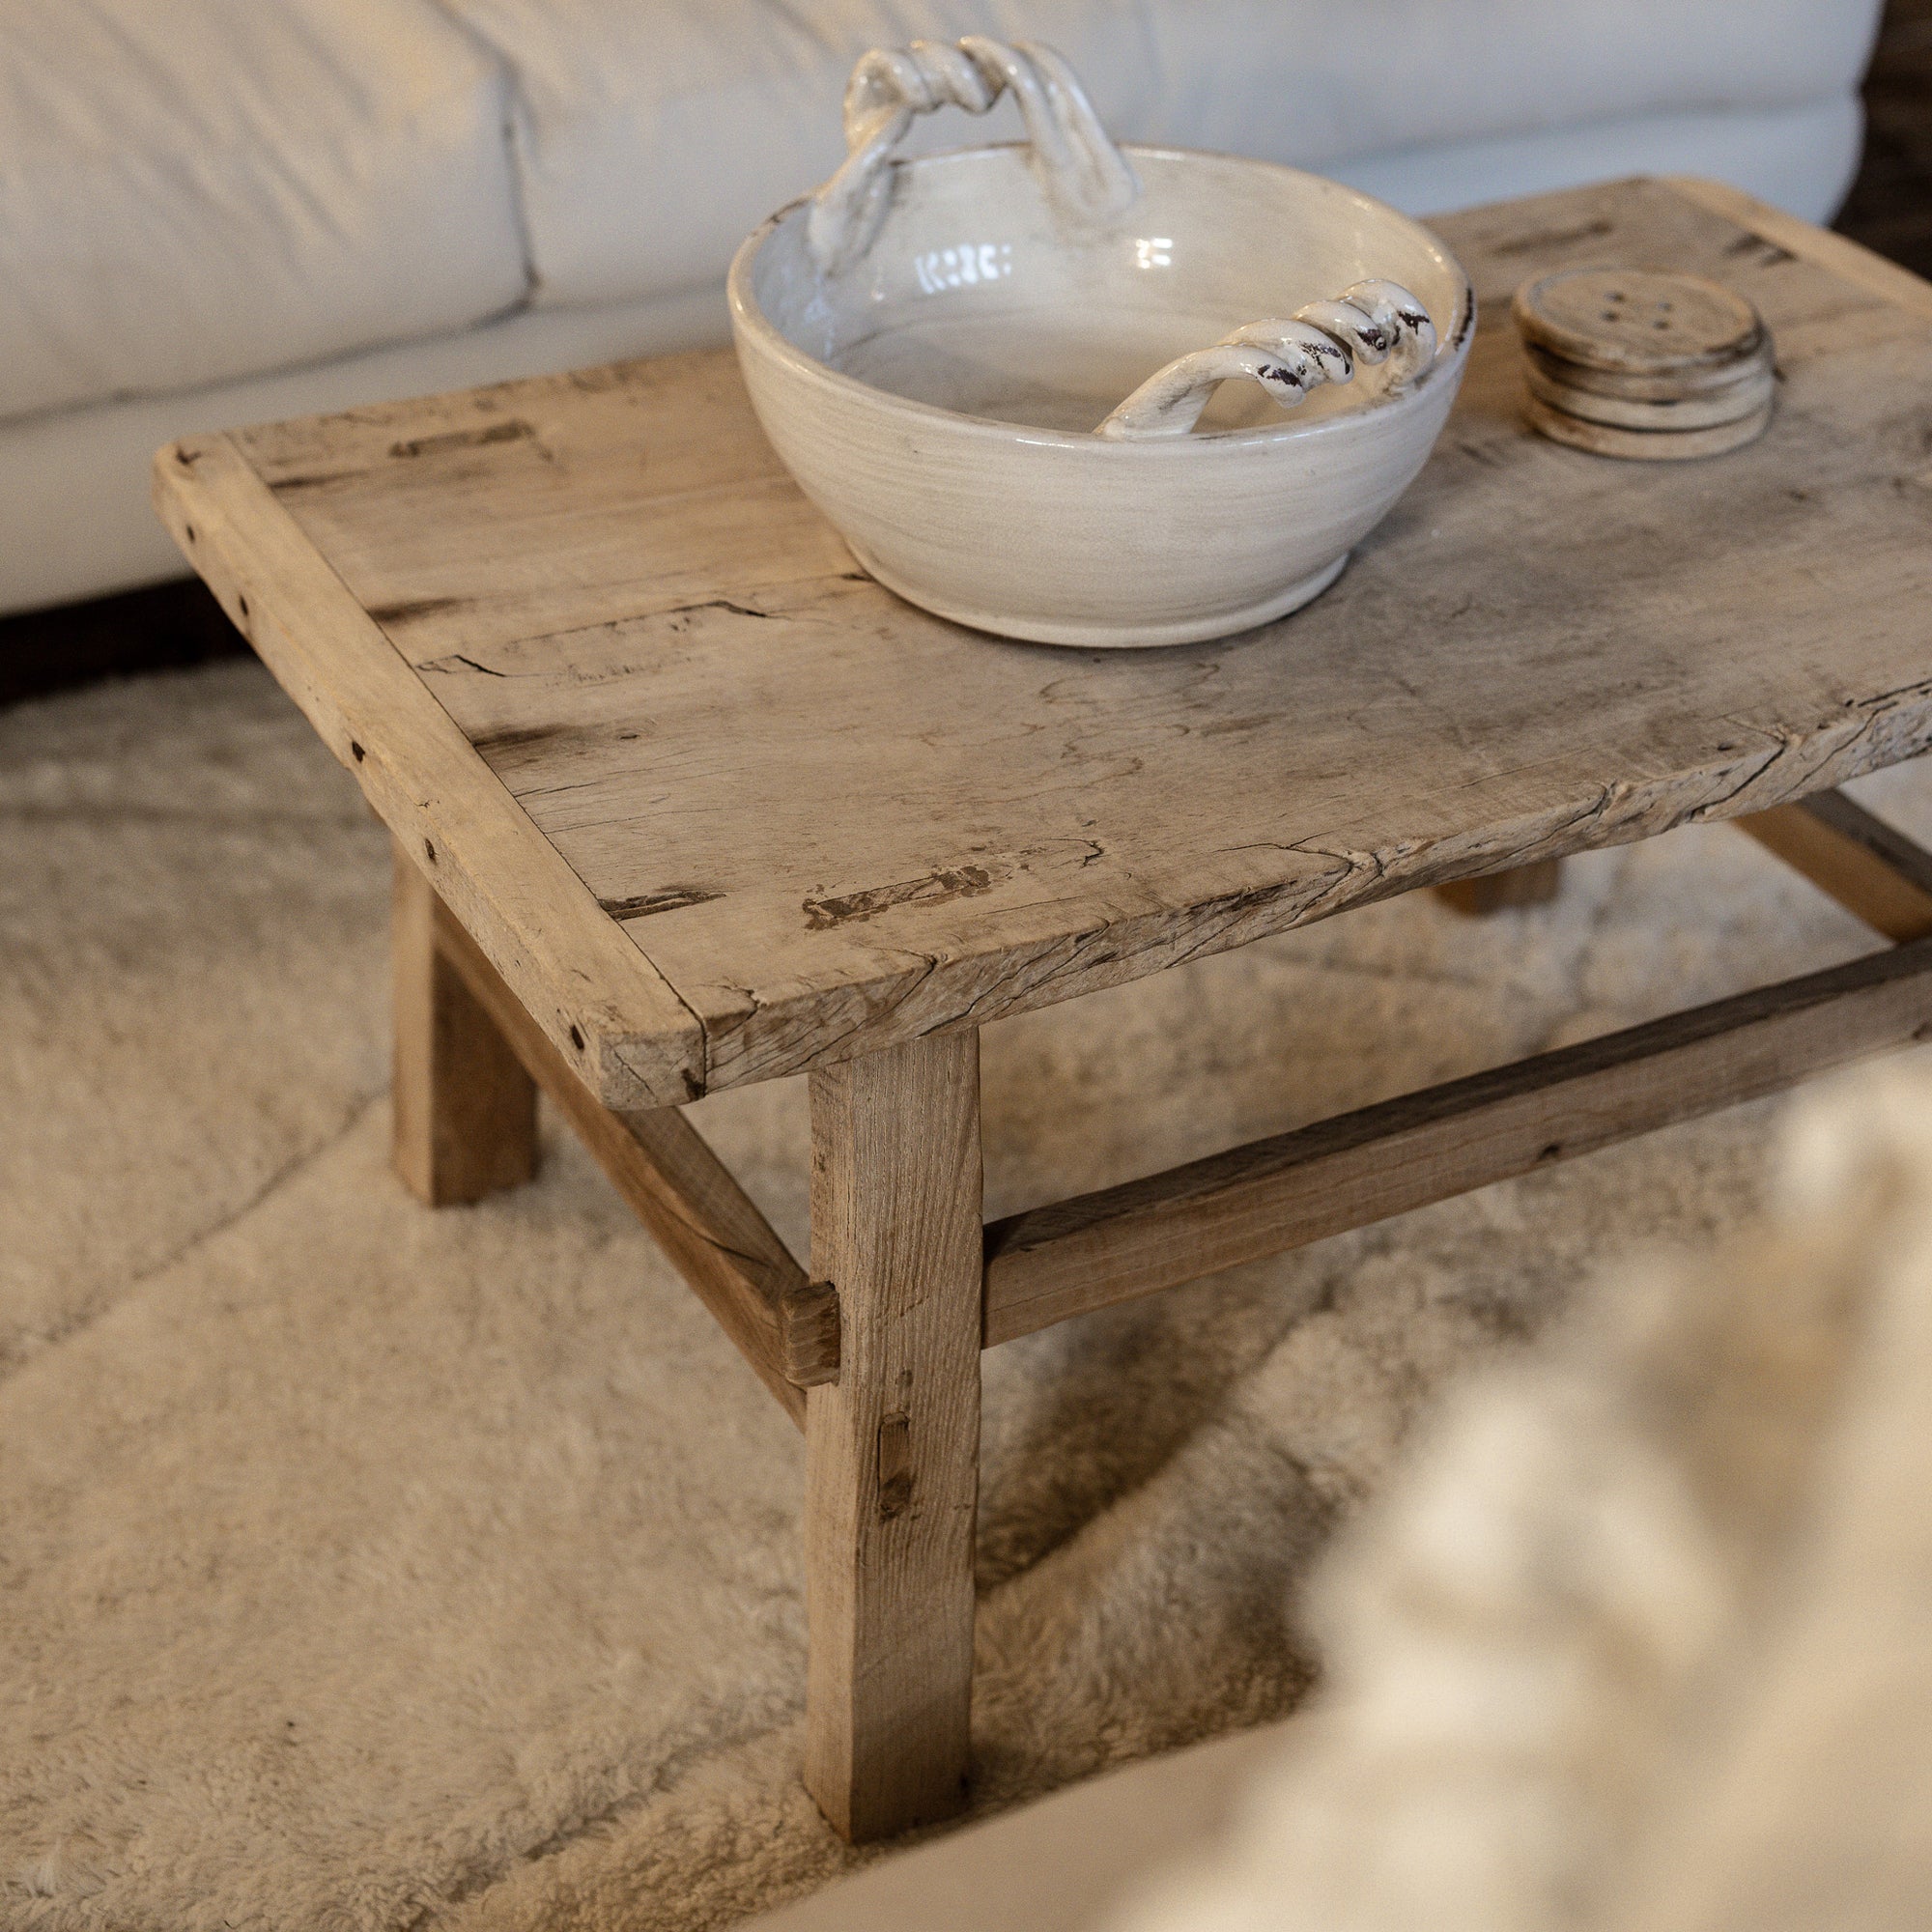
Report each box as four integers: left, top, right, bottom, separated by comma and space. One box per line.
675, 178, 1932, 1088
1662, 175, 1932, 324
155, 180, 1932, 1099
150, 432, 708, 1109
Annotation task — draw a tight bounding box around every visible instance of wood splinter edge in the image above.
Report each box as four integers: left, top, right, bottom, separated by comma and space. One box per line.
781, 1280, 842, 1386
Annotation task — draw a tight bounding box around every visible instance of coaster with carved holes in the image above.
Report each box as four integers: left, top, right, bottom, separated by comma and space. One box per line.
1513, 267, 1775, 458
1513, 267, 1765, 373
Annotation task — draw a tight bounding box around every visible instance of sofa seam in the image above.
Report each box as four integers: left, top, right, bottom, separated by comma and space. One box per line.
423, 0, 543, 302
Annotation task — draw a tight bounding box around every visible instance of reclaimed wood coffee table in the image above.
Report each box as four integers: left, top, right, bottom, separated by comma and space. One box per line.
156, 177, 1932, 1842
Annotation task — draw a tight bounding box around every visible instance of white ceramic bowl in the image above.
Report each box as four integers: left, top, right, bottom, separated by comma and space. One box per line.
728, 40, 1473, 648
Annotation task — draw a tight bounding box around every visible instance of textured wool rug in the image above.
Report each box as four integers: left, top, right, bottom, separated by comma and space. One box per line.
5, 658, 1930, 1932
1111, 1062, 1932, 1932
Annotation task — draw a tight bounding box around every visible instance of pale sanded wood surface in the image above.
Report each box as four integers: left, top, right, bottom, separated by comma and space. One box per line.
155, 179, 1932, 1102
392, 846, 538, 1204
983, 923, 1932, 1344
150, 438, 703, 1108
417, 851, 818, 1424
1669, 176, 1932, 324
804, 1034, 982, 1841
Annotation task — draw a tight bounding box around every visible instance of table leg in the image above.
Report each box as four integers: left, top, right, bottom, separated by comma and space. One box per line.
391, 839, 538, 1205
804, 1031, 983, 1841
1435, 857, 1564, 916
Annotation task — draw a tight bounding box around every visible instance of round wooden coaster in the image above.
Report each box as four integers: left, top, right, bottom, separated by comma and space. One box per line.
1523, 355, 1774, 431
1513, 267, 1764, 376
1522, 335, 1775, 404
1524, 388, 1773, 461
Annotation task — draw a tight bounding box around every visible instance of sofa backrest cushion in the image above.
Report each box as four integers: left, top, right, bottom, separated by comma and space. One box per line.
442, 0, 1883, 311
0, 0, 529, 424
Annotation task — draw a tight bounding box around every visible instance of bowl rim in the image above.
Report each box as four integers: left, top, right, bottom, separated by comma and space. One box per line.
727, 142, 1477, 457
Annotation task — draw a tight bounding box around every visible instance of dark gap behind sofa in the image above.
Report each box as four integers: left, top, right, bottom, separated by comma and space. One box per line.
4, 0, 1930, 710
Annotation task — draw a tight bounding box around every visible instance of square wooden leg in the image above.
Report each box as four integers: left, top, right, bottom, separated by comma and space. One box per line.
1434, 857, 1564, 916
804, 1032, 983, 1842
391, 840, 538, 1206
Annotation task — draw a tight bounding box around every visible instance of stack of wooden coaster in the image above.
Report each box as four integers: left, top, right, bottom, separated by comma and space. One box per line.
1512, 267, 1774, 460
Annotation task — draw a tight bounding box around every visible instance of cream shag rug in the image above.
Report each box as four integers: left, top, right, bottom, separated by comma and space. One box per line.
1112, 1061, 1932, 1932
5, 659, 1929, 1932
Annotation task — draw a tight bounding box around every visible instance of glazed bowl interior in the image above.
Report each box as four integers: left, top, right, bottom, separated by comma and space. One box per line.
747, 145, 1471, 437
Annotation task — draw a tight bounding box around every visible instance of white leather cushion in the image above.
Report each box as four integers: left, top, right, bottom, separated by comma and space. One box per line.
0, 0, 528, 424
0, 91, 1863, 620
443, 0, 1882, 312
1130, 0, 1881, 160
1339, 97, 1865, 225
439, 0, 1163, 311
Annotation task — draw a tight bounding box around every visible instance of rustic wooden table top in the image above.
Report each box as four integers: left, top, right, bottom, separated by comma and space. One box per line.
156, 177, 1932, 1110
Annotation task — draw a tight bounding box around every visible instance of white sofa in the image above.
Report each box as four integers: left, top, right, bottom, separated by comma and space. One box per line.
0, 0, 1884, 620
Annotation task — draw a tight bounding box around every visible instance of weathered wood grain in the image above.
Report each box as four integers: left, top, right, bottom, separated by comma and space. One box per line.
781, 1280, 843, 1386
983, 934, 1932, 1345
1739, 789, 1932, 942
151, 435, 706, 1108
170, 180, 1932, 1095
392, 843, 538, 1203
154, 172, 1932, 1850
227, 353, 849, 663
1666, 175, 1932, 324
424, 870, 819, 1423
805, 1034, 983, 1841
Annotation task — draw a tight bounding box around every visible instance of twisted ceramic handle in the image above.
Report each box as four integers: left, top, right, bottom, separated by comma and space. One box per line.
808, 38, 1139, 275
1096, 282, 1439, 439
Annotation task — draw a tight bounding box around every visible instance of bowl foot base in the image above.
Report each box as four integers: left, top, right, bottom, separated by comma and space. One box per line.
841, 545, 1351, 649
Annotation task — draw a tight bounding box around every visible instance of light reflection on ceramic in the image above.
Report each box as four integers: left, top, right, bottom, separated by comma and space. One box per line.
729, 37, 1474, 647
913, 242, 1013, 294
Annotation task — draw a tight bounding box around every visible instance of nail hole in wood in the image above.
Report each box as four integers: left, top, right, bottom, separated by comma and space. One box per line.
424, 838, 437, 865
237, 594, 249, 617
569, 1024, 585, 1051
350, 741, 365, 763
184, 523, 195, 544
877, 1411, 913, 1520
